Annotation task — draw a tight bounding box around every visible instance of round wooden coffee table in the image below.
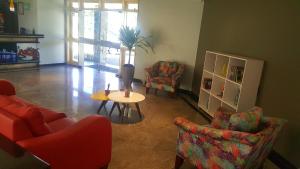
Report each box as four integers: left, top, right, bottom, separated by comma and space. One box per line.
108, 91, 145, 120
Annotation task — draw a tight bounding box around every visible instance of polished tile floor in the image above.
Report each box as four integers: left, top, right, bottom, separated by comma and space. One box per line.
0, 65, 208, 169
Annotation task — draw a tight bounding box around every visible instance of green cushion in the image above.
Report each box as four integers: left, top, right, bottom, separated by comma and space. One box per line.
229, 107, 263, 133
211, 108, 232, 129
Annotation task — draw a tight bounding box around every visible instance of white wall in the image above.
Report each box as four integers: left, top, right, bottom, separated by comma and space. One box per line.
18, 0, 65, 65
135, 0, 204, 90
37, 0, 65, 64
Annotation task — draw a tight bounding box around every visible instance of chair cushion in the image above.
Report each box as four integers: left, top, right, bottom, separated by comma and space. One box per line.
211, 108, 232, 129
158, 62, 170, 77
151, 77, 172, 85
229, 107, 263, 133
158, 62, 178, 77
3, 103, 51, 136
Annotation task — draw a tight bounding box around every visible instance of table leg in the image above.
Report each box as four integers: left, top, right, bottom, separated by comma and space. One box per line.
116, 103, 122, 116
135, 103, 142, 119
97, 101, 107, 114
109, 102, 117, 117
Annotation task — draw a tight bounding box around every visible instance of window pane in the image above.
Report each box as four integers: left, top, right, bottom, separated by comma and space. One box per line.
128, 3, 138, 10
72, 42, 79, 62
84, 10, 95, 39
72, 12, 78, 39
101, 11, 124, 43
72, 2, 79, 9
84, 44, 94, 62
126, 12, 137, 28
104, 3, 122, 10
84, 2, 99, 9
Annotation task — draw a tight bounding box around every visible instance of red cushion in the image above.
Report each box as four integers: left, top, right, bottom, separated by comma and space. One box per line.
3, 104, 51, 137
0, 95, 17, 107
8, 96, 66, 122
0, 108, 33, 141
47, 117, 75, 132
38, 107, 66, 123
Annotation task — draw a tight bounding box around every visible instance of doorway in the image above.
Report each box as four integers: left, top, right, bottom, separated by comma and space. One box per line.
67, 0, 138, 73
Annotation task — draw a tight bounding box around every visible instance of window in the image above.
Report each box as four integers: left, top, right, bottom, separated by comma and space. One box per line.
104, 3, 122, 10
67, 0, 138, 66
72, 2, 79, 9
84, 2, 99, 9
127, 3, 138, 11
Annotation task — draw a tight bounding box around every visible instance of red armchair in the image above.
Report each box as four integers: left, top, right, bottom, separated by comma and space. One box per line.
0, 80, 112, 169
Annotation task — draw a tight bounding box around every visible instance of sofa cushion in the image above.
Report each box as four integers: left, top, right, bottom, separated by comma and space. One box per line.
0, 108, 33, 141
211, 108, 232, 129
47, 117, 75, 132
229, 107, 263, 133
3, 103, 51, 136
0, 95, 14, 107
9, 96, 66, 123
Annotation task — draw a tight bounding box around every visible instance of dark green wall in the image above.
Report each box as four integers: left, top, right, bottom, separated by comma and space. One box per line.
192, 0, 300, 166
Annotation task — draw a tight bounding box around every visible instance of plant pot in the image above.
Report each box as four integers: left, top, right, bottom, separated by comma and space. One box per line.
122, 64, 135, 89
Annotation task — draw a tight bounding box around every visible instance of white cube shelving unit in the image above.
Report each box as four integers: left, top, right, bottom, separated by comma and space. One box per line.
198, 51, 264, 117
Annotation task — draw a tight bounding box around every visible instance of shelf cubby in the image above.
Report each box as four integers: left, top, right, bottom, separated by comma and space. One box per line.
221, 102, 237, 113
208, 96, 221, 116
227, 58, 246, 84
223, 81, 240, 107
201, 70, 213, 92
199, 51, 264, 117
214, 54, 229, 77
203, 52, 216, 73
199, 91, 210, 112
211, 75, 225, 99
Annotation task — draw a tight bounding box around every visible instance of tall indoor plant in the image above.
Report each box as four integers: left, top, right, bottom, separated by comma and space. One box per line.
119, 26, 152, 89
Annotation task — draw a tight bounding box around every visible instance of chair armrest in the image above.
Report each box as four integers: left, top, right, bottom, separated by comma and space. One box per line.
172, 65, 185, 86
145, 67, 153, 78
17, 115, 112, 169
0, 80, 16, 96
174, 117, 260, 146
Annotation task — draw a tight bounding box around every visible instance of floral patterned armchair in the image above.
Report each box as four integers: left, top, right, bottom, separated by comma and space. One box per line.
145, 61, 184, 94
174, 115, 286, 169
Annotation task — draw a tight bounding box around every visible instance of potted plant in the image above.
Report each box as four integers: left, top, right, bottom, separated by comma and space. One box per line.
119, 26, 152, 89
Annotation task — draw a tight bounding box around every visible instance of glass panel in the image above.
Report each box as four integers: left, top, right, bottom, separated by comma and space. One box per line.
127, 3, 138, 10
126, 11, 137, 28
104, 3, 122, 10
72, 42, 79, 62
84, 2, 99, 9
101, 11, 124, 43
84, 10, 95, 39
103, 47, 120, 68
72, 12, 78, 39
84, 44, 94, 62
72, 2, 79, 9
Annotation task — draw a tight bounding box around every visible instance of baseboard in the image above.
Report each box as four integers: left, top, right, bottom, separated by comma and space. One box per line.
40, 63, 67, 67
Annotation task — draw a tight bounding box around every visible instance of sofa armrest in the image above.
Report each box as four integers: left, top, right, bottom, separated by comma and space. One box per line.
17, 115, 112, 169
174, 117, 260, 146
0, 80, 16, 96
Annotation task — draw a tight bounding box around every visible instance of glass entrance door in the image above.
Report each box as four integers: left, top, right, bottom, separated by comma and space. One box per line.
67, 0, 138, 72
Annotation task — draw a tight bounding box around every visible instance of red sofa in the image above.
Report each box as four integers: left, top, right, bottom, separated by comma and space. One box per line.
0, 80, 112, 169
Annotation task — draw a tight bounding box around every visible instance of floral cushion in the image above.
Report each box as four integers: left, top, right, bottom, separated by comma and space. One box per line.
229, 107, 263, 133
210, 107, 232, 129
158, 61, 178, 77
